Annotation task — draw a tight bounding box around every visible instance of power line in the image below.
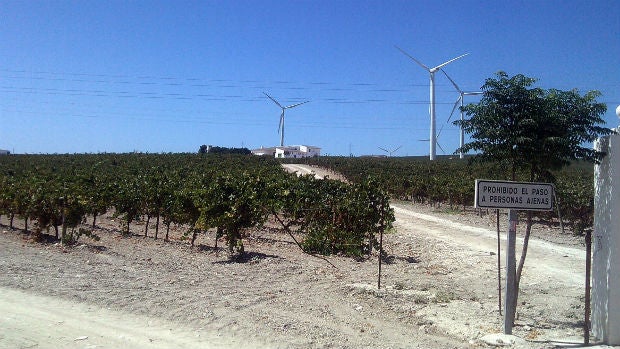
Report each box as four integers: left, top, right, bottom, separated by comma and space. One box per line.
4, 67, 617, 95
3, 68, 617, 138
0, 85, 461, 105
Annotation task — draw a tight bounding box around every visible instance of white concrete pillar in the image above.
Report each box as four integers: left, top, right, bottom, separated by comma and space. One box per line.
593, 115, 620, 344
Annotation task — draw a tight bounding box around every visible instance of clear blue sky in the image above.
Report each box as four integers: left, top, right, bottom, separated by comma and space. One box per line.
1, 0, 619, 156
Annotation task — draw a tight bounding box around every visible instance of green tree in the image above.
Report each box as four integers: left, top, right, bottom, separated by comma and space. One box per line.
457, 72, 611, 179
455, 71, 613, 327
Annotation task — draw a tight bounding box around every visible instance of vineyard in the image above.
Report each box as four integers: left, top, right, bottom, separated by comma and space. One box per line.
290, 156, 595, 235
0, 152, 597, 347
0, 153, 392, 257
0, 152, 596, 260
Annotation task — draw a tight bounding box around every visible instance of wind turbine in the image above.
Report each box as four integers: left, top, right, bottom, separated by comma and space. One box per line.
378, 145, 402, 157
441, 69, 483, 159
395, 46, 468, 160
417, 138, 446, 155
263, 92, 309, 147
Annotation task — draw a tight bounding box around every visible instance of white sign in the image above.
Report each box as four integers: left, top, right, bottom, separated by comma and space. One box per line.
475, 179, 554, 211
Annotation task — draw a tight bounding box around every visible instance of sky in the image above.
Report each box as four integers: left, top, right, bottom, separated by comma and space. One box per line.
1, 0, 619, 156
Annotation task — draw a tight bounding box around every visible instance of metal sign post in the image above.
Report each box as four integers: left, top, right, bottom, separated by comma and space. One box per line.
475, 179, 554, 334
505, 209, 518, 334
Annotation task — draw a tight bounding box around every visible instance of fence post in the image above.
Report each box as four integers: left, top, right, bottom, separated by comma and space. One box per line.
592, 107, 620, 344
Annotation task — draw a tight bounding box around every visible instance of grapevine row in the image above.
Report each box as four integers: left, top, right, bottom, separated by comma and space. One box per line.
0, 153, 393, 257
294, 156, 595, 235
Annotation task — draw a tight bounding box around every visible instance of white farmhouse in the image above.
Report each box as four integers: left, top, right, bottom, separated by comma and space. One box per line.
0, 149, 10, 155
251, 145, 320, 159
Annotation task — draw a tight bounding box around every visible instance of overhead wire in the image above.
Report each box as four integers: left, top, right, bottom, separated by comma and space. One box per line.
0, 68, 466, 133
2, 68, 617, 135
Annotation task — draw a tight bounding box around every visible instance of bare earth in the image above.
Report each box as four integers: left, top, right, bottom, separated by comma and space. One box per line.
0, 165, 615, 349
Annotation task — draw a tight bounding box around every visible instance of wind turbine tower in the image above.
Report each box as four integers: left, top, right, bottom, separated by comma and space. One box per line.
263, 92, 309, 147
441, 69, 483, 159
396, 46, 468, 160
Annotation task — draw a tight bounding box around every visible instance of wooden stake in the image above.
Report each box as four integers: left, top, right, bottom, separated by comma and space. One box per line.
378, 225, 384, 290
585, 230, 592, 345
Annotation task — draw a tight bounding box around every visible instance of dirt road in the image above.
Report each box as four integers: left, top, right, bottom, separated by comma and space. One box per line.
392, 204, 585, 286
0, 287, 245, 349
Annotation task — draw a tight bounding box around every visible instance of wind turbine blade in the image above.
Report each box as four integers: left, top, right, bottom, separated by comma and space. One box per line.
378, 147, 389, 153
463, 91, 483, 96
284, 100, 309, 109
394, 145, 403, 152
437, 142, 446, 154
394, 45, 430, 71
263, 92, 283, 108
441, 69, 462, 93
433, 53, 469, 71
437, 124, 444, 139
278, 111, 284, 134
447, 96, 462, 123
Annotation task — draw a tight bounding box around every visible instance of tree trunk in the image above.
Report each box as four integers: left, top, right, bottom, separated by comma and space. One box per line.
154, 214, 160, 240
228, 235, 234, 254
60, 203, 66, 244
191, 229, 198, 247
92, 213, 97, 229
144, 215, 150, 237
165, 223, 170, 242
514, 211, 533, 316
61, 211, 67, 245
553, 190, 565, 234
10, 213, 14, 229
512, 168, 538, 314
24, 217, 28, 232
